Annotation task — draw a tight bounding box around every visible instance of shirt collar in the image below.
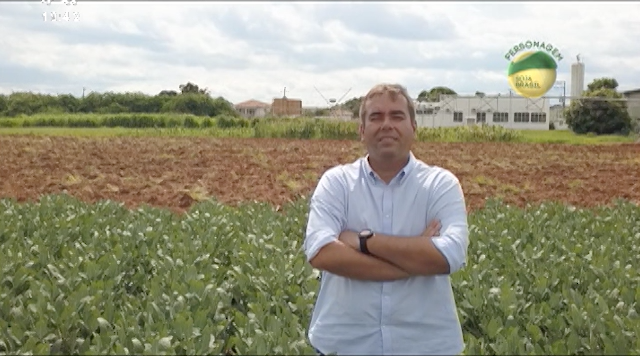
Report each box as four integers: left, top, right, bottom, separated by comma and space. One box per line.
363, 151, 416, 185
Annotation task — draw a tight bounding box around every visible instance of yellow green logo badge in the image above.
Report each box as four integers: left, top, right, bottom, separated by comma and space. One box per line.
504, 41, 563, 98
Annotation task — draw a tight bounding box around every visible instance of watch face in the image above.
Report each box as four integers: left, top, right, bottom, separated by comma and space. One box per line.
360, 229, 373, 237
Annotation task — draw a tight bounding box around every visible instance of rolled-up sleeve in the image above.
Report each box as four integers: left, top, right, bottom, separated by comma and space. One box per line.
303, 168, 347, 262
428, 170, 470, 274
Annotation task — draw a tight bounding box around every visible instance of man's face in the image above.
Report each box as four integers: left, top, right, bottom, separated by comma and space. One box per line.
359, 92, 417, 161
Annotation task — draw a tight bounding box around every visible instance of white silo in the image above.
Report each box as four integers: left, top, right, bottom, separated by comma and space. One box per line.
571, 55, 585, 98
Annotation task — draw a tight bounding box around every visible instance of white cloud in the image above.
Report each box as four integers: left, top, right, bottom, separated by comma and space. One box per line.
0, 1, 638, 107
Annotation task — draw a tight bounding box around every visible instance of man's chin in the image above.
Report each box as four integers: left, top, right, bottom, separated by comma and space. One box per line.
372, 148, 402, 160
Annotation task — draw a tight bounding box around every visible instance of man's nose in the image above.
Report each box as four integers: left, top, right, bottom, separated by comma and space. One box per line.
380, 116, 393, 129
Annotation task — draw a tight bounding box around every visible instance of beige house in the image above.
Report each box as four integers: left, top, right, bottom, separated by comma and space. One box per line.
234, 99, 271, 119
271, 97, 302, 117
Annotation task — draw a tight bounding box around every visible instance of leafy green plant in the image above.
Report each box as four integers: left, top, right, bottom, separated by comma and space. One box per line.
0, 195, 638, 354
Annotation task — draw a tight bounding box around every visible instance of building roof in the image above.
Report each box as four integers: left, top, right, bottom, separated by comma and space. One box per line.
235, 99, 270, 109
622, 88, 640, 96
272, 97, 301, 102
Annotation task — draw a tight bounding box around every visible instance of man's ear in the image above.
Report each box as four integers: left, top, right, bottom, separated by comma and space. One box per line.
359, 122, 365, 141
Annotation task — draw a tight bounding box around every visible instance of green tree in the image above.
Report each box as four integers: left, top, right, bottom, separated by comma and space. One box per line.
565, 77, 633, 135
179, 82, 209, 95
0, 95, 7, 115
417, 87, 457, 102
158, 90, 178, 96
0, 82, 239, 118
587, 78, 618, 91
342, 96, 363, 119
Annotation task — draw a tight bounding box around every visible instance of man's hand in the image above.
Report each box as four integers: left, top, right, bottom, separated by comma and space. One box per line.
339, 220, 440, 253
423, 220, 441, 238
360, 219, 449, 276
338, 230, 359, 250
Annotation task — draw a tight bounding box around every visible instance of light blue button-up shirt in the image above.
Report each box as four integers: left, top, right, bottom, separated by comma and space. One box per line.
303, 152, 470, 355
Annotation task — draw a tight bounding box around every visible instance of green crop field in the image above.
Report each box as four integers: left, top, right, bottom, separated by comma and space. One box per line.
0, 113, 636, 144
1, 195, 639, 355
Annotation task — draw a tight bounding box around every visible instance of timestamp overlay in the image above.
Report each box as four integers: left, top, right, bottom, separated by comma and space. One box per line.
41, 0, 80, 22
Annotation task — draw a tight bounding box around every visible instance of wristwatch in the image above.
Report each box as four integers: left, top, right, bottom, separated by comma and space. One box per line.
358, 229, 374, 255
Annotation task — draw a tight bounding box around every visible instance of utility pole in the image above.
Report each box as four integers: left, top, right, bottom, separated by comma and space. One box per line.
554, 81, 566, 109
552, 80, 567, 125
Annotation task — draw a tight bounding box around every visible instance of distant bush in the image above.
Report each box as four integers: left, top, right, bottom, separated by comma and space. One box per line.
414, 124, 523, 143
564, 77, 633, 135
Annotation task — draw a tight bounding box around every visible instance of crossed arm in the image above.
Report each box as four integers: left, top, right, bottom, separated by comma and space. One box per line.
303, 168, 470, 281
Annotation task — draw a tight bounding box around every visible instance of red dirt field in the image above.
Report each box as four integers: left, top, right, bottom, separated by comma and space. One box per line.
1, 136, 639, 213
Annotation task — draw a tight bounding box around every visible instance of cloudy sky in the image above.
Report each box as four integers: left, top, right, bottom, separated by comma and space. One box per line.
1, 1, 639, 107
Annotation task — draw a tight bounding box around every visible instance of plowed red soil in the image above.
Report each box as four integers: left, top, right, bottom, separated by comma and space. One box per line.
1, 136, 639, 213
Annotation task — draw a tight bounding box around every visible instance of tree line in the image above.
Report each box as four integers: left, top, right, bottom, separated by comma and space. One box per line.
0, 82, 240, 118
0, 83, 459, 122
0, 80, 635, 135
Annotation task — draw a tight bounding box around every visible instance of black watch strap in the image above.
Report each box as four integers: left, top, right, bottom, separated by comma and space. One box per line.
358, 229, 374, 255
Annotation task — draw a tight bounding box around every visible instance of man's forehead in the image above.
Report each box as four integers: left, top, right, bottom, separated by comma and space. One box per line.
366, 98, 409, 114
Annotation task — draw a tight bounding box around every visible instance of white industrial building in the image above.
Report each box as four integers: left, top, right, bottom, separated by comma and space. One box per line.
414, 94, 550, 130
411, 55, 592, 131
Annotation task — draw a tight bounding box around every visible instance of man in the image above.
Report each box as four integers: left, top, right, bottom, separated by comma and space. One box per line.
303, 83, 470, 355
